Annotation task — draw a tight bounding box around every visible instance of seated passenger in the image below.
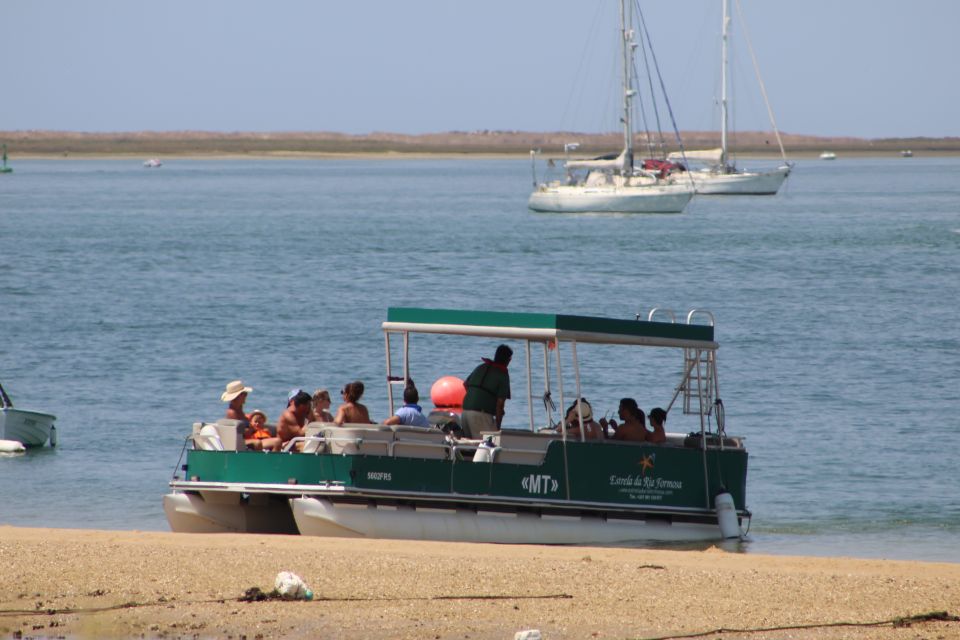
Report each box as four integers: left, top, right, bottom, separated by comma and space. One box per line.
384, 382, 431, 428
601, 398, 647, 442
647, 407, 668, 444
310, 388, 335, 423
564, 398, 604, 441
334, 381, 373, 425
221, 379, 253, 422
277, 390, 313, 444
244, 409, 282, 451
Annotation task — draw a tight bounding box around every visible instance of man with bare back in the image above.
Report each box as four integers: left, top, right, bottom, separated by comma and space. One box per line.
277, 390, 312, 445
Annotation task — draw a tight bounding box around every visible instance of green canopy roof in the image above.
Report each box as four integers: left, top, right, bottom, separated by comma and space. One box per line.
384, 307, 715, 349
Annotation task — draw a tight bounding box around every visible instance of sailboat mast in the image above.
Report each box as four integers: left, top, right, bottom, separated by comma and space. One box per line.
720, 0, 730, 168
620, 0, 634, 172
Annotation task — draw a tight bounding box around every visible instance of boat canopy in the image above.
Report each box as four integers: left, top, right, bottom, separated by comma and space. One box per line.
383, 307, 715, 349
668, 148, 723, 164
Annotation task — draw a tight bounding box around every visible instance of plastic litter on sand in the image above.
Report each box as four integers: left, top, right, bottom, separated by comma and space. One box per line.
274, 571, 313, 600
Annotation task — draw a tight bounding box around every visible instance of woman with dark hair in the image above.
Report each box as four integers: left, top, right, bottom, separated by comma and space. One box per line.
334, 381, 373, 425
601, 398, 647, 442
647, 407, 668, 444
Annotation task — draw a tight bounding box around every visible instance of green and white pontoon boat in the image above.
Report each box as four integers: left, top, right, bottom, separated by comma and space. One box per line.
164, 308, 750, 544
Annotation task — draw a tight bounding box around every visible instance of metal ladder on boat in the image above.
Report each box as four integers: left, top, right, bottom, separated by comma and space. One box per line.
642, 308, 717, 416
681, 348, 716, 415
681, 309, 717, 415
384, 331, 411, 414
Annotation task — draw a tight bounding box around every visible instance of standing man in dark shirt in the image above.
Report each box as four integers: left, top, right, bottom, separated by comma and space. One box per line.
460, 344, 512, 438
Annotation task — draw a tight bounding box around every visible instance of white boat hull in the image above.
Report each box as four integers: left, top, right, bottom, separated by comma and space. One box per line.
0, 408, 56, 447
163, 492, 298, 534
291, 497, 727, 544
528, 183, 694, 214
691, 165, 790, 195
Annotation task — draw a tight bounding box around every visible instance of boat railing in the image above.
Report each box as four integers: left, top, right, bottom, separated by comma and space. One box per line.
643, 307, 677, 323
281, 436, 327, 454
686, 309, 715, 326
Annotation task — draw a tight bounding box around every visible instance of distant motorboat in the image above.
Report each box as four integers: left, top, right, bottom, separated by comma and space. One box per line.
901, 150, 913, 158
819, 151, 837, 160
0, 381, 57, 447
143, 158, 162, 168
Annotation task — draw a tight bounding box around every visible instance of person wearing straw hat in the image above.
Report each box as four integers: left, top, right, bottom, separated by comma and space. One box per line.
564, 398, 604, 441
221, 380, 253, 421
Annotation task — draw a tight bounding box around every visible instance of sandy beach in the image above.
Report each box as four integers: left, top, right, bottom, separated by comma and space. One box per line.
1, 526, 957, 639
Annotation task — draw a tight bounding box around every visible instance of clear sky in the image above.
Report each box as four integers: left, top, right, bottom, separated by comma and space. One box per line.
4, 0, 958, 138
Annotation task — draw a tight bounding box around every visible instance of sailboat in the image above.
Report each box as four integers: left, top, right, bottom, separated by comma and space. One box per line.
0, 144, 12, 174
528, 0, 694, 214
671, 0, 790, 195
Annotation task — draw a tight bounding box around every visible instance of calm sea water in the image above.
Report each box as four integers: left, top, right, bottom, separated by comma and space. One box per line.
1, 156, 958, 562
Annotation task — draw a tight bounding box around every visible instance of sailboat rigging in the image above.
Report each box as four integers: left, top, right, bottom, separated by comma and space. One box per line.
528, 0, 694, 214
670, 0, 791, 195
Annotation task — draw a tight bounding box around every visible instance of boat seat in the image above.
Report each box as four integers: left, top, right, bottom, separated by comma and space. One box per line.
319, 424, 393, 456
389, 425, 450, 460
683, 433, 744, 449
192, 423, 224, 451
214, 418, 248, 451
287, 423, 327, 454
662, 433, 687, 447
482, 429, 561, 465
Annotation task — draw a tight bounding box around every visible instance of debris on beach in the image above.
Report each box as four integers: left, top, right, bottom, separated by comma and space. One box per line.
275, 571, 313, 600
238, 572, 314, 603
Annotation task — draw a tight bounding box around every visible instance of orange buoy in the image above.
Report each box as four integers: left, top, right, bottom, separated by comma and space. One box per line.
430, 375, 465, 410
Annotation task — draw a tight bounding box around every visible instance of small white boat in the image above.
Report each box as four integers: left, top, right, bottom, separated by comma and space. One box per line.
143, 158, 162, 168
901, 150, 913, 158
0, 408, 57, 447
819, 151, 837, 160
0, 383, 57, 447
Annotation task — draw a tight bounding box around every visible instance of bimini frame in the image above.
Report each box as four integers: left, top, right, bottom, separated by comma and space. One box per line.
381, 307, 720, 442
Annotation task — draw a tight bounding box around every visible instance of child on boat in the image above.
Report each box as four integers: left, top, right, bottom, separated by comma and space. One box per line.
244, 409, 282, 451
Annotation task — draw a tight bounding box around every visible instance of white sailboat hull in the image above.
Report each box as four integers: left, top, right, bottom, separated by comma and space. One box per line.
0, 408, 56, 447
528, 183, 694, 214
692, 165, 790, 195
291, 497, 726, 544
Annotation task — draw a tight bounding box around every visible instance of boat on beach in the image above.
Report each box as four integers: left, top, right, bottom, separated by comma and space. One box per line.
669, 0, 790, 195
527, 0, 694, 214
0, 382, 57, 448
164, 307, 750, 545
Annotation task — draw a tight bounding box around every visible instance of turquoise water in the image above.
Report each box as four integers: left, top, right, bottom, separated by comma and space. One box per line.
1, 157, 958, 562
